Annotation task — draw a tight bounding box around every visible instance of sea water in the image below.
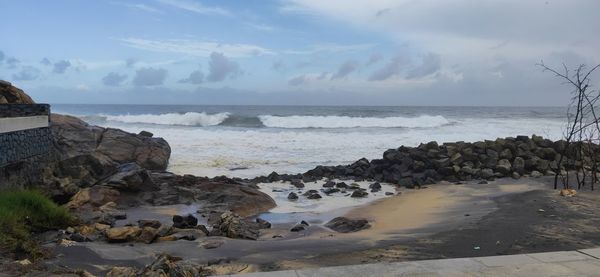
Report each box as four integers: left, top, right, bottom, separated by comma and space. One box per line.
52, 105, 567, 178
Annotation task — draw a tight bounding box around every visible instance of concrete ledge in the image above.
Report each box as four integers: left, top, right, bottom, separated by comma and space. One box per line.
224, 248, 600, 277
0, 115, 49, 133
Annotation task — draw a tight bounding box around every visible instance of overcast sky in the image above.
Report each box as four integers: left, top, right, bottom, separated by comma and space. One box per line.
1, 0, 599, 106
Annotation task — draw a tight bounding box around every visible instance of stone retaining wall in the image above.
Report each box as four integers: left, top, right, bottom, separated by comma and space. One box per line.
0, 104, 51, 188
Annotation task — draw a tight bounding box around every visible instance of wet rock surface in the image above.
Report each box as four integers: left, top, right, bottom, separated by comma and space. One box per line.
325, 217, 371, 233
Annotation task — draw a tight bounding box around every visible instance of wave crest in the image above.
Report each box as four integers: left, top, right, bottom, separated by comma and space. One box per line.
105, 112, 230, 127
258, 115, 450, 129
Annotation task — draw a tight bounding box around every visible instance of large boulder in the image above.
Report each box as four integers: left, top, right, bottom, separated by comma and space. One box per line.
150, 173, 276, 216
0, 80, 35, 104
51, 114, 171, 170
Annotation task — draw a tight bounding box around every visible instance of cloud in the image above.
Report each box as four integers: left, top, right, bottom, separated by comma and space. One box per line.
12, 66, 41, 81
272, 61, 285, 71
331, 60, 359, 80
111, 2, 162, 13
119, 37, 274, 57
133, 67, 168, 86
406, 53, 441, 79
52, 60, 71, 74
288, 75, 307, 86
40, 58, 51, 66
207, 52, 241, 82
179, 69, 204, 84
366, 53, 383, 66
102, 72, 128, 86
369, 55, 408, 81
125, 58, 137, 68
5, 57, 19, 69
0, 51, 4, 63
283, 43, 375, 55
245, 23, 277, 32
156, 0, 230, 16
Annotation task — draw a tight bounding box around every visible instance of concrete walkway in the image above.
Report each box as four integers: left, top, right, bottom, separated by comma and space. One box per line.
224, 248, 600, 276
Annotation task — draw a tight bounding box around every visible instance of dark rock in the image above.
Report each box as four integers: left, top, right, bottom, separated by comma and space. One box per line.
290, 224, 305, 232
287, 192, 298, 200
512, 157, 525, 174
290, 179, 305, 188
104, 162, 156, 192
138, 219, 162, 229
213, 212, 261, 240
385, 192, 394, 196
256, 218, 272, 229
303, 190, 322, 199
496, 159, 512, 175
350, 190, 368, 198
325, 217, 370, 233
300, 220, 310, 226
138, 130, 154, 137
323, 187, 340, 194
323, 181, 336, 188
335, 182, 348, 188
369, 182, 382, 192
172, 214, 198, 229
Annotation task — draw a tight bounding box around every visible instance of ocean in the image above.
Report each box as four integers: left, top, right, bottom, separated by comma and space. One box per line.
52, 105, 567, 178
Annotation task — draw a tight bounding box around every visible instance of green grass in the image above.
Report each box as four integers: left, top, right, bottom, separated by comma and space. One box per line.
0, 190, 74, 259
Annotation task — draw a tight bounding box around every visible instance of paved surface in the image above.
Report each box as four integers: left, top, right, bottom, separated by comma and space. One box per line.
221, 248, 600, 276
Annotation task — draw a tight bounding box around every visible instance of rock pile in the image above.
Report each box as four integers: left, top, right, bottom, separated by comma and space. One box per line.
258, 135, 589, 188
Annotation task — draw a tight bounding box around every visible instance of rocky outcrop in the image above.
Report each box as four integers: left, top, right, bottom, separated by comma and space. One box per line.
0, 80, 34, 104
149, 173, 276, 216
39, 114, 171, 201
50, 114, 171, 170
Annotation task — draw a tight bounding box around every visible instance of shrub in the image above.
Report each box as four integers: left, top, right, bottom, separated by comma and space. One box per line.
0, 190, 74, 259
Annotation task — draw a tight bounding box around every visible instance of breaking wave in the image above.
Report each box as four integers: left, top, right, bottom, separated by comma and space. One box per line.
101, 112, 450, 129
258, 115, 451, 129
105, 112, 230, 127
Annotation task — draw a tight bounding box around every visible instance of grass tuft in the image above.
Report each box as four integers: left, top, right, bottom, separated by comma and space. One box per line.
0, 190, 74, 259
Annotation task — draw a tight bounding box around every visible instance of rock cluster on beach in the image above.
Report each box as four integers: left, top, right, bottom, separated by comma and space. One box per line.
256, 135, 586, 188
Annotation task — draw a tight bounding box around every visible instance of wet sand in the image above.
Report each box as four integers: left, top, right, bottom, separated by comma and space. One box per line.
42, 177, 600, 275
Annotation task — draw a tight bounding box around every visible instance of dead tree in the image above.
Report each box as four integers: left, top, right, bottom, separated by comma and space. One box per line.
538, 62, 600, 190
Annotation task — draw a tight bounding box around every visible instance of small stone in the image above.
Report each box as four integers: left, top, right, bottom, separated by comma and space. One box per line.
323, 181, 336, 188
290, 224, 305, 232
287, 192, 298, 200
290, 179, 305, 188
350, 190, 368, 198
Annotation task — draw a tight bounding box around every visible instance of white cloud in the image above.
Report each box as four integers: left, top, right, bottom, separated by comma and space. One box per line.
283, 43, 375, 55
111, 2, 163, 14
119, 37, 275, 57
156, 0, 230, 16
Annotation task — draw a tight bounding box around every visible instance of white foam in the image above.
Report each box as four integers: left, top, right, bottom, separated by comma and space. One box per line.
105, 112, 230, 126
96, 116, 565, 178
258, 115, 450, 128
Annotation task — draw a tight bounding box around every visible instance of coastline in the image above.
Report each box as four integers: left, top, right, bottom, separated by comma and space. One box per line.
2, 82, 600, 276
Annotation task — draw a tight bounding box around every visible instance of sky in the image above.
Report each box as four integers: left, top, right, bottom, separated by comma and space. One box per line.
1, 0, 599, 106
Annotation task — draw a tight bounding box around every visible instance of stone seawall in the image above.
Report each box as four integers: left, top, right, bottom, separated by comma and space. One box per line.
0, 104, 51, 188
256, 135, 591, 188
